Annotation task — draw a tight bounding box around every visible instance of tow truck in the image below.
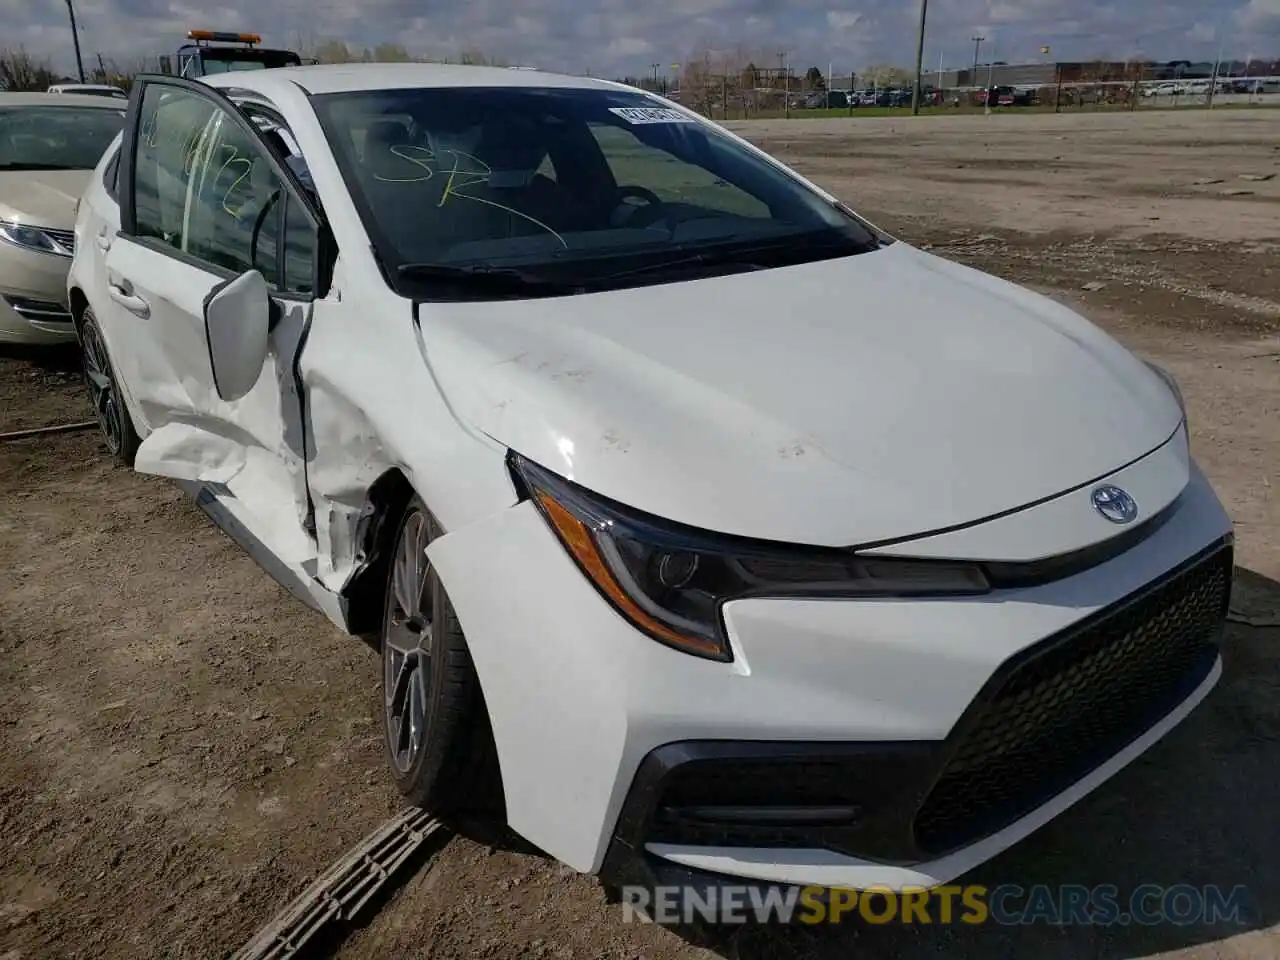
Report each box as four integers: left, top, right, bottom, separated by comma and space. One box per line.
158, 30, 309, 78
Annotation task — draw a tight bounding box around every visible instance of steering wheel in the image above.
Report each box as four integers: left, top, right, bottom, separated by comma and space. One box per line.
614, 184, 668, 228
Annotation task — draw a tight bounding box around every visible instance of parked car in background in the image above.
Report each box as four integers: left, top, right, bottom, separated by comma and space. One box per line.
803, 90, 849, 109
70, 64, 1231, 895
978, 85, 1023, 106
47, 83, 128, 100
0, 93, 124, 344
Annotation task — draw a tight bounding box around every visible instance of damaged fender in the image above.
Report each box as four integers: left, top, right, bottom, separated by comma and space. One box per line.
294, 291, 518, 596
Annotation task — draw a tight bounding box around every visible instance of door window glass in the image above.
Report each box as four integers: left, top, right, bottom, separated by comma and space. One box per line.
282, 195, 315, 295
184, 112, 284, 285
131, 83, 318, 295
134, 85, 218, 248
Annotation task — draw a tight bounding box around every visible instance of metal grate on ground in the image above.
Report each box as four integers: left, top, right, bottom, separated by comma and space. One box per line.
233, 807, 443, 960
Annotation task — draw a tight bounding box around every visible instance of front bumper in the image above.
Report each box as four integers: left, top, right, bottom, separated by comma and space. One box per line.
0, 245, 75, 344
427, 460, 1233, 886
601, 538, 1228, 891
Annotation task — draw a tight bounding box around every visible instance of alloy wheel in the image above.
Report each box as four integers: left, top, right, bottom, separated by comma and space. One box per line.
383, 509, 435, 774
81, 322, 122, 455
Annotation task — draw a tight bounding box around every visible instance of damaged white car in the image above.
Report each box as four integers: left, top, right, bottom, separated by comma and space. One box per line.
69, 64, 1233, 893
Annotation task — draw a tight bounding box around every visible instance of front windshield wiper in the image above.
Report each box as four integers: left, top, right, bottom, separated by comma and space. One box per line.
0, 163, 79, 171
396, 262, 581, 296
596, 250, 767, 284
596, 233, 879, 284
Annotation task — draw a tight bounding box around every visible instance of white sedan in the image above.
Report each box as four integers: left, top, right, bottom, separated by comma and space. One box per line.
69, 63, 1232, 893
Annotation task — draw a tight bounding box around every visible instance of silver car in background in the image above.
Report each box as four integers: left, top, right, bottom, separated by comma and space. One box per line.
0, 93, 124, 345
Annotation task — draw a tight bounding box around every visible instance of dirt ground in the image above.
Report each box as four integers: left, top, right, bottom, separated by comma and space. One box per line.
1, 108, 1278, 960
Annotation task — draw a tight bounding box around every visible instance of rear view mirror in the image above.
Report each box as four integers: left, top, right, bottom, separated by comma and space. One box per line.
203, 270, 270, 402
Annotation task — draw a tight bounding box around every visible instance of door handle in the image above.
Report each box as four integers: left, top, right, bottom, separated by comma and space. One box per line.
107, 280, 150, 319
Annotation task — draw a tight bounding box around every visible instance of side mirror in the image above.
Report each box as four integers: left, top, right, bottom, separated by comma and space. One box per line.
203, 270, 270, 402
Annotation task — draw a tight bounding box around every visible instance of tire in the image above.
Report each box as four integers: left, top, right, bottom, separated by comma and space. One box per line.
79, 308, 140, 467
381, 495, 503, 819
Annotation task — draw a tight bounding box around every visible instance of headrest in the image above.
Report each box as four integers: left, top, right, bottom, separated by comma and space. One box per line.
362, 118, 409, 158
473, 118, 548, 188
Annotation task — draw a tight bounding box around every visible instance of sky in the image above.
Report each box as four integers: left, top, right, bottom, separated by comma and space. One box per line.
11, 0, 1280, 79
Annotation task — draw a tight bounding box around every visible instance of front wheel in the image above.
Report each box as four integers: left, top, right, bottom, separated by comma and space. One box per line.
79, 308, 139, 466
381, 495, 502, 818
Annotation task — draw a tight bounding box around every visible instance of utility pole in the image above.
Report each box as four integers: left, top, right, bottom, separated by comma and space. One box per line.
1207, 42, 1222, 108
650, 62, 659, 92
911, 0, 928, 114
985, 44, 995, 115
65, 0, 86, 83
970, 35, 984, 92
779, 51, 789, 118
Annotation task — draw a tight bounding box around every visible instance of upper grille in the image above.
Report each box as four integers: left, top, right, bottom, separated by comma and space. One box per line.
43, 227, 75, 254
913, 544, 1231, 855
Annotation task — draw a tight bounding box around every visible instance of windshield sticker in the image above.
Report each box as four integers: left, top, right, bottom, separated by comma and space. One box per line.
608, 106, 695, 125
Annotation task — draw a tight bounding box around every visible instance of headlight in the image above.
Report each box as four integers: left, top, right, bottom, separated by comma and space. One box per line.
510, 453, 989, 662
0, 219, 69, 257
1144, 360, 1187, 422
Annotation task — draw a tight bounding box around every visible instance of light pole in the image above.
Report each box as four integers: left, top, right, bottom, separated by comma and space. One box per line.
65, 0, 86, 83
1208, 41, 1223, 108
778, 51, 788, 118
911, 0, 928, 114
984, 42, 995, 114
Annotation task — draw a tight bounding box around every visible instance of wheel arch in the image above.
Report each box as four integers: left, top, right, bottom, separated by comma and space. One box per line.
345, 469, 509, 820
68, 286, 90, 341
341, 466, 417, 643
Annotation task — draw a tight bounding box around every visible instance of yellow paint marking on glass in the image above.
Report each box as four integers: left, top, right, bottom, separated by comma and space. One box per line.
374, 145, 568, 248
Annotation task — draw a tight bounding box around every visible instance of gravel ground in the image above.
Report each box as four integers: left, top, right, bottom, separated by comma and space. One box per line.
1, 108, 1277, 960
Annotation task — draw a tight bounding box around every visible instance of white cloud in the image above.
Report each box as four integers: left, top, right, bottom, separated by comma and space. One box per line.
1236, 0, 1280, 28
1187, 22, 1217, 42
603, 36, 653, 57
827, 11, 863, 31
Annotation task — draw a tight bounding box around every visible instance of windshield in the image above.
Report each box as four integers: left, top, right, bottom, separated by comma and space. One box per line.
0, 105, 125, 170
311, 86, 885, 298
199, 59, 267, 73
197, 50, 302, 74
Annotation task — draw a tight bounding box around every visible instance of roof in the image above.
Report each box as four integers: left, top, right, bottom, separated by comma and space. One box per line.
48, 83, 125, 93
203, 61, 626, 97
0, 91, 128, 108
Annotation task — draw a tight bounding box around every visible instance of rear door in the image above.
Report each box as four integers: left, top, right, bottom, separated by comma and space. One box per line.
102, 75, 327, 561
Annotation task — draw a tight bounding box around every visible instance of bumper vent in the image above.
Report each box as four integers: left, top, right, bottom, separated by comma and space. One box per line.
3, 294, 72, 322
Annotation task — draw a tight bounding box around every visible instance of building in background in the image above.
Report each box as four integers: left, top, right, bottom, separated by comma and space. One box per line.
942, 57, 1280, 90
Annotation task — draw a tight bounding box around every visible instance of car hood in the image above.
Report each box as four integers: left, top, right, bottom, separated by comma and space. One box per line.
0, 170, 89, 228
419, 241, 1183, 547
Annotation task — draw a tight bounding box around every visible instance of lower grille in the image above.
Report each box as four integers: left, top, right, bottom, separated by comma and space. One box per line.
3, 294, 72, 322
913, 544, 1231, 854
